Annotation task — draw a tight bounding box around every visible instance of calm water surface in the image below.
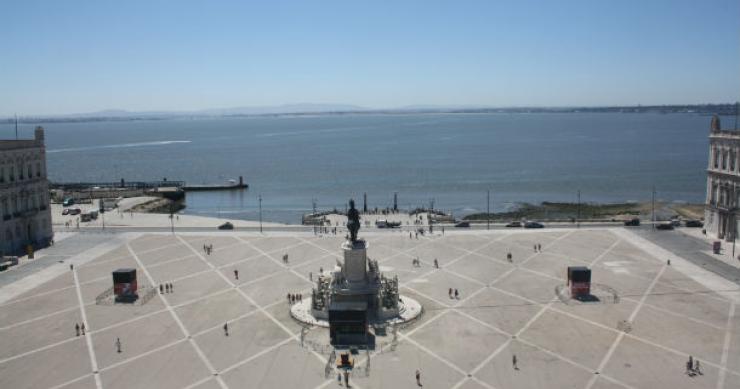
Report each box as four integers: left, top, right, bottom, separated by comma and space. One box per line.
0, 113, 722, 223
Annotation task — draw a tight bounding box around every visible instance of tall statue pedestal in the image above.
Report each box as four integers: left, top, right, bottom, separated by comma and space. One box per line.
341, 239, 368, 283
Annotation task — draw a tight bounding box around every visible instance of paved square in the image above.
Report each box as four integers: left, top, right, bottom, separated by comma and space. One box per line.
1, 228, 739, 389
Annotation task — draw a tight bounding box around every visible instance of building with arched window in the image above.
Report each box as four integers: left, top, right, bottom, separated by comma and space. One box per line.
0, 126, 53, 255
705, 116, 740, 241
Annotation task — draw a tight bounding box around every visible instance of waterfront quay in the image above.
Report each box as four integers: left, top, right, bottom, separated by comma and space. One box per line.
0, 226, 739, 389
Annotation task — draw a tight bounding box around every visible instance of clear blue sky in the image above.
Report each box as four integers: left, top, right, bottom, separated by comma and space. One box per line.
1, 0, 738, 116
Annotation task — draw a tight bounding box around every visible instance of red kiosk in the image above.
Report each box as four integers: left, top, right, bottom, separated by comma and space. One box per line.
113, 268, 138, 303
567, 266, 591, 298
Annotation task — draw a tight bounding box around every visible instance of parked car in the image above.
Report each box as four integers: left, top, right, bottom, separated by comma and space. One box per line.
218, 222, 234, 230
656, 223, 674, 230
684, 220, 704, 228
454, 221, 470, 228
624, 218, 640, 226
62, 208, 70, 215
62, 198, 75, 207
670, 219, 681, 227
68, 208, 82, 216
524, 221, 544, 229
505, 221, 522, 228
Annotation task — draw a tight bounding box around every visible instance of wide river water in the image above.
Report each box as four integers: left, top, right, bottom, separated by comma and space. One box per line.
0, 113, 728, 223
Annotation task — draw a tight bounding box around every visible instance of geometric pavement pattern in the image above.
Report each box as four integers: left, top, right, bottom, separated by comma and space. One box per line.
0, 228, 738, 389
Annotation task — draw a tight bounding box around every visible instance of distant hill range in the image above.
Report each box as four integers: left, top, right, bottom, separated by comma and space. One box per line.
3, 103, 738, 124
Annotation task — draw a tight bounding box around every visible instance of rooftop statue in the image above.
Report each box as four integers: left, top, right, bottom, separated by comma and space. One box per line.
347, 199, 360, 242
711, 115, 721, 133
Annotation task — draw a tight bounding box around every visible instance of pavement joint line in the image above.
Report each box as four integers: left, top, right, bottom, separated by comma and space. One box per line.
616, 228, 740, 304
398, 332, 470, 377
452, 234, 620, 389
76, 253, 136, 269
48, 372, 95, 389
224, 237, 346, 369
400, 284, 453, 308
394, 235, 519, 341
216, 240, 307, 269
72, 268, 103, 389
0, 332, 81, 365
473, 244, 733, 332
180, 235, 332, 371
98, 337, 187, 373
131, 239, 189, 256
0, 234, 135, 305
0, 304, 80, 331
401, 309, 450, 337
126, 242, 229, 389
484, 281, 740, 379
516, 336, 637, 389
508, 261, 735, 329
618, 296, 726, 331
454, 306, 636, 389
6, 229, 739, 387
87, 306, 170, 335
584, 262, 669, 389
716, 302, 736, 389
138, 253, 200, 271
233, 235, 323, 285
183, 375, 218, 389
218, 335, 296, 375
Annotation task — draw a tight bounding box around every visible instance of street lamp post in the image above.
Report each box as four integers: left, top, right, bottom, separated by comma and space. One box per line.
487, 190, 490, 230
577, 190, 581, 228
652, 186, 656, 229
258, 194, 263, 233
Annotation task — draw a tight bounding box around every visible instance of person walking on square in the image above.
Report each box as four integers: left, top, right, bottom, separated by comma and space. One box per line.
416, 369, 422, 387
115, 337, 122, 353
538, 243, 542, 252
434, 258, 439, 269
448, 288, 453, 299
454, 289, 459, 299
234, 269, 239, 280
533, 244, 537, 253
81, 323, 85, 335
75, 323, 80, 336
694, 359, 702, 375
170, 283, 174, 293
70, 264, 73, 271
223, 322, 229, 336
512, 354, 518, 370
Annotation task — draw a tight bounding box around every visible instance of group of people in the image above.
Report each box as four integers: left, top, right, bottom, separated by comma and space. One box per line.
203, 244, 214, 255
411, 257, 422, 267
686, 355, 702, 376
159, 282, 174, 294
533, 243, 543, 253
287, 293, 302, 304
448, 288, 460, 299
74, 323, 86, 336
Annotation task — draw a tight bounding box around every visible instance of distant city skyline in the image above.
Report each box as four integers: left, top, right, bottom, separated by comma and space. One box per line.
1, 0, 739, 117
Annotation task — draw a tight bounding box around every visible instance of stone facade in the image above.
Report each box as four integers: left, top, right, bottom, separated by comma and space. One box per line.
0, 126, 53, 255
705, 116, 740, 241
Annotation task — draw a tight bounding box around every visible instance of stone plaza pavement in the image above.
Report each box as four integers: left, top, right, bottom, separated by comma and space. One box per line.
1, 228, 739, 389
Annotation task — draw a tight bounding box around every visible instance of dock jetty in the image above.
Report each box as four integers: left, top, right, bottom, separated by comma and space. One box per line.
50, 176, 248, 204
